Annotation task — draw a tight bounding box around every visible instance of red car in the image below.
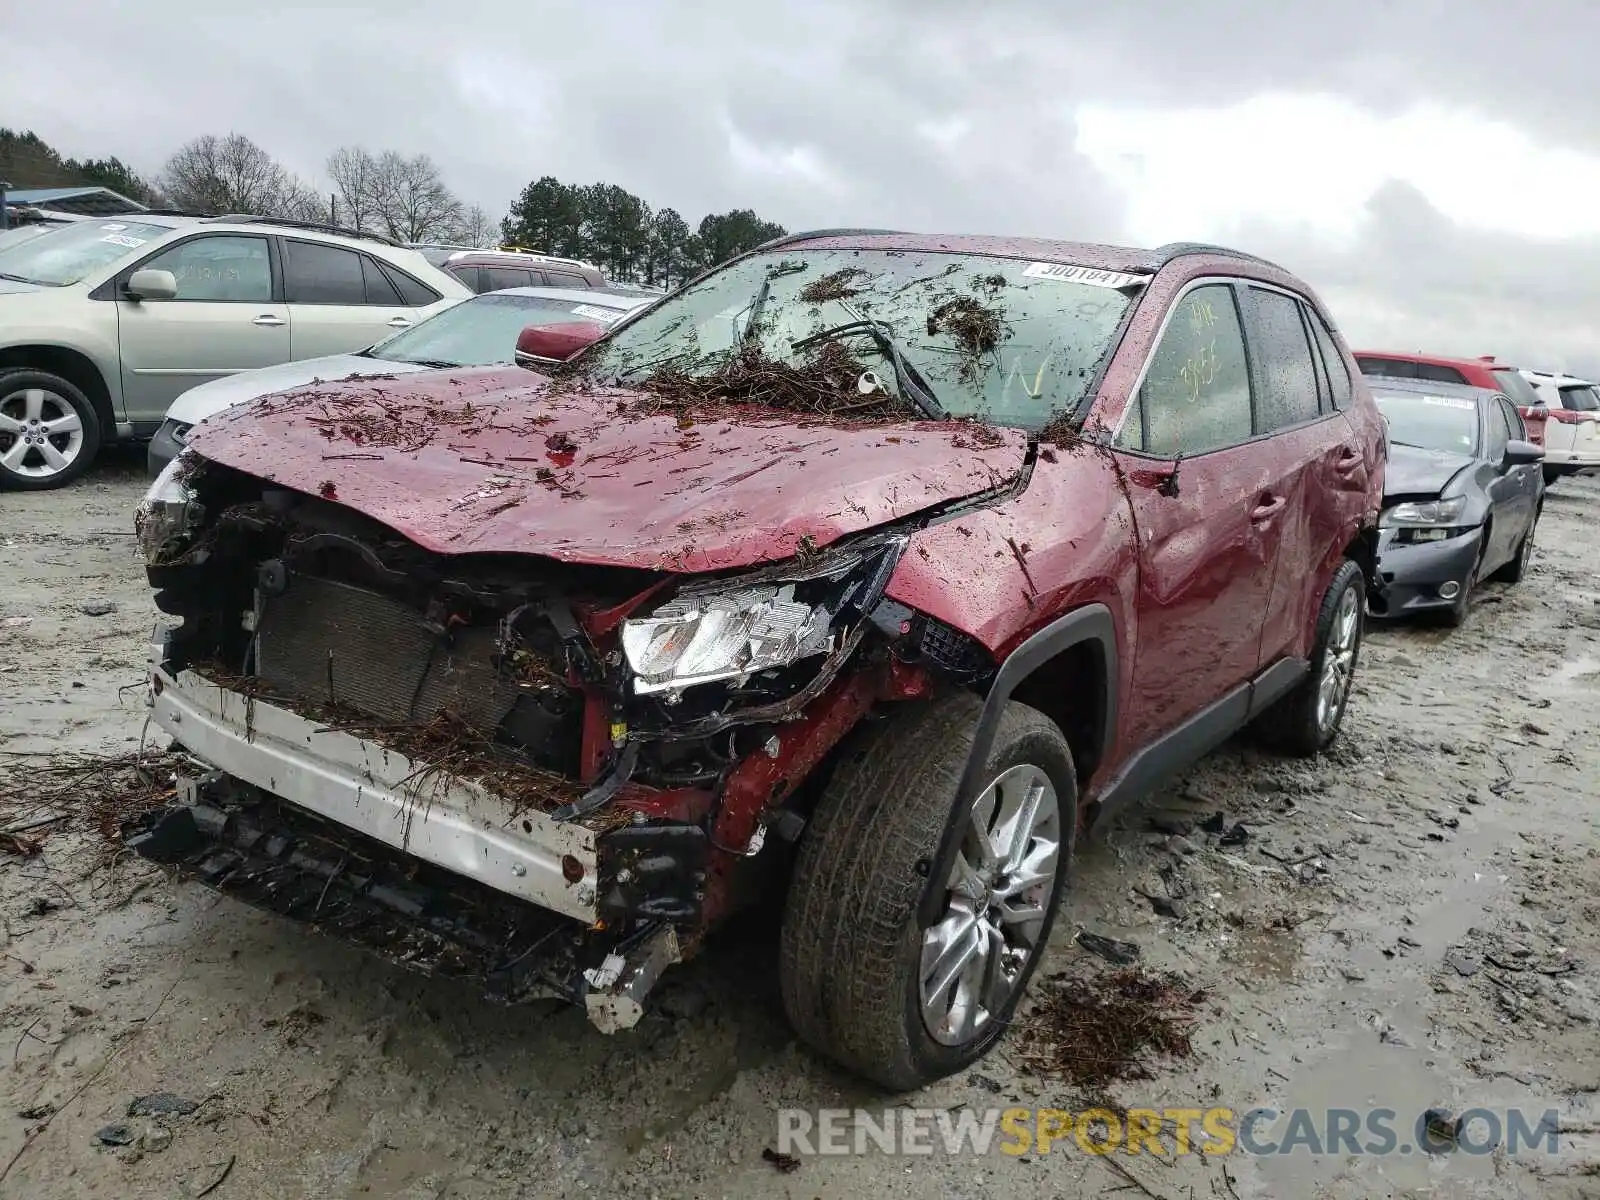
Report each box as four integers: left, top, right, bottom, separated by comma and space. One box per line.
130, 231, 1385, 1089
1353, 350, 1549, 449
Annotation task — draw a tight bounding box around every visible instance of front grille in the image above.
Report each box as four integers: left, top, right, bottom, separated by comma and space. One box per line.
257, 573, 527, 731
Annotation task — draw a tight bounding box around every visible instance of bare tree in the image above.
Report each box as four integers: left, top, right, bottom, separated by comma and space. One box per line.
326, 146, 382, 232
450, 203, 496, 247
370, 151, 462, 243
161, 133, 313, 217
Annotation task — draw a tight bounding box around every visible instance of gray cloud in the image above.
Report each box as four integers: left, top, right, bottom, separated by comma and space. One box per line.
6, 1, 1600, 370
1240, 180, 1600, 376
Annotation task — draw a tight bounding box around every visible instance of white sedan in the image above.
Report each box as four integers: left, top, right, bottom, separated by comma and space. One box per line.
146, 286, 654, 477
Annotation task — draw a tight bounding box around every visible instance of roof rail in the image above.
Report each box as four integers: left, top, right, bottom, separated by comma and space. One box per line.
748, 228, 906, 255
1154, 241, 1288, 271
203, 214, 402, 247
489, 245, 600, 270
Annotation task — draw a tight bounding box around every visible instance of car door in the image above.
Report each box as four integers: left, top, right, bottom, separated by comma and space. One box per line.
1476, 394, 1515, 571
1111, 281, 1276, 748
114, 233, 288, 424
1239, 287, 1368, 668
1491, 396, 1541, 561
282, 239, 423, 360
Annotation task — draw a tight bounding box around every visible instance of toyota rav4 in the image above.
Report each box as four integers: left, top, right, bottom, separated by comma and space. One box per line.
128, 231, 1385, 1090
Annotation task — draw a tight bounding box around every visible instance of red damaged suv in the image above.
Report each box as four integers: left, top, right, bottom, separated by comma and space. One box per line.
130, 231, 1385, 1089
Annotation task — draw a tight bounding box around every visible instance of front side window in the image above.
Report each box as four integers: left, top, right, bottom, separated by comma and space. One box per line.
1417, 363, 1469, 385
1497, 397, 1525, 440
1245, 287, 1321, 432
586, 247, 1137, 428
0, 219, 172, 287
139, 235, 273, 302
1118, 283, 1253, 456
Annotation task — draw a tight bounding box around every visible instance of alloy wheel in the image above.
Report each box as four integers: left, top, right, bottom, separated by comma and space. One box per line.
1317, 586, 1360, 735
0, 386, 85, 480
920, 763, 1061, 1046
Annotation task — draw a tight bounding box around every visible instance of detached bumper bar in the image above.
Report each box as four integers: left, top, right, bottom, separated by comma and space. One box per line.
149, 665, 598, 922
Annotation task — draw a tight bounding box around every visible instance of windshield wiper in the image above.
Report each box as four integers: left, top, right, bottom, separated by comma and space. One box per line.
392, 358, 461, 369
0, 273, 39, 284
791, 320, 946, 420
742, 260, 810, 345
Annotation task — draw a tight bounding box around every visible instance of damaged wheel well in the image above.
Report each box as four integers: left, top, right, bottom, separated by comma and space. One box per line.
1006, 639, 1110, 787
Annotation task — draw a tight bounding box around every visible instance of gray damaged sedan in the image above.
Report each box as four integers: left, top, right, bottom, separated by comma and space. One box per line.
1367, 376, 1544, 627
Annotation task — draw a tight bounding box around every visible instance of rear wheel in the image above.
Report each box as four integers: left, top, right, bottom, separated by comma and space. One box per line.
0, 369, 101, 490
1254, 559, 1364, 756
780, 693, 1075, 1091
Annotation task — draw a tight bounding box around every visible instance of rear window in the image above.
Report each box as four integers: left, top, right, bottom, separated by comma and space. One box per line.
1356, 356, 1418, 379
1492, 368, 1543, 408
1558, 385, 1600, 411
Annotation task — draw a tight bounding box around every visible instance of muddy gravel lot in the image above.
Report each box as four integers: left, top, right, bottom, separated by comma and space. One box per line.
2, 451, 1599, 1199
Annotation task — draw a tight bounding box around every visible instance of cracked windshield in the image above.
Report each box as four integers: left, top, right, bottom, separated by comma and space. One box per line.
590, 249, 1136, 428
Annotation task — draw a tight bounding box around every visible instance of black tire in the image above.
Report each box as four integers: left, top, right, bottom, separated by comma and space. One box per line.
0, 368, 102, 491
779, 693, 1076, 1091
1490, 512, 1537, 584
1253, 558, 1365, 757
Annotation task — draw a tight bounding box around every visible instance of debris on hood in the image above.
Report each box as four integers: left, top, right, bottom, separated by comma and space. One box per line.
609, 342, 919, 424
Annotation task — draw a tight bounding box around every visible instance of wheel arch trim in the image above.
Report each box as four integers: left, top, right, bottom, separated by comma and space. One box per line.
915, 603, 1118, 928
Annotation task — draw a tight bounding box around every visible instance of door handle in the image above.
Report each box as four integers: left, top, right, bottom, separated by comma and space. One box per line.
386, 316, 412, 328
252, 314, 285, 327
1333, 445, 1363, 474
1250, 493, 1287, 522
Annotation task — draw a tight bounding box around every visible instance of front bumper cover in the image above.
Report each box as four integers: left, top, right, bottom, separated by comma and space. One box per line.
1371, 525, 1482, 615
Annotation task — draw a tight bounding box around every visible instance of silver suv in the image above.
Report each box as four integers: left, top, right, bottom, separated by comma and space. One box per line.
0, 214, 471, 489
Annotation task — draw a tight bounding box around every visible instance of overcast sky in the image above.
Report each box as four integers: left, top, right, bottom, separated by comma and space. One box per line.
11, 0, 1600, 374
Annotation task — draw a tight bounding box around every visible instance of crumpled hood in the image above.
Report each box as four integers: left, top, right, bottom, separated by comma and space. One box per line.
165, 352, 431, 426
185, 368, 1027, 572
1383, 443, 1475, 499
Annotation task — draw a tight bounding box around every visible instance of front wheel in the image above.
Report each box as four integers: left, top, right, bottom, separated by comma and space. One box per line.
0, 369, 102, 490
780, 693, 1076, 1091
1254, 558, 1365, 756
1490, 512, 1536, 584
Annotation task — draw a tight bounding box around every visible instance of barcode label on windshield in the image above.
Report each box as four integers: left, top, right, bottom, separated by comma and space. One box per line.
1022, 262, 1146, 289
571, 303, 623, 323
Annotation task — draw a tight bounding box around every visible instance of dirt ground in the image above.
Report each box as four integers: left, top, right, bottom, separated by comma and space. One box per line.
2, 449, 1598, 1199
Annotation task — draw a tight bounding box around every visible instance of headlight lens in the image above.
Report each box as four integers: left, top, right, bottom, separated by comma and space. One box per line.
1381, 497, 1467, 527
621, 583, 833, 695
135, 452, 204, 564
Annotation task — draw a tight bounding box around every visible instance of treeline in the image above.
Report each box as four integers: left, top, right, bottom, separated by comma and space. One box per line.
1, 129, 788, 285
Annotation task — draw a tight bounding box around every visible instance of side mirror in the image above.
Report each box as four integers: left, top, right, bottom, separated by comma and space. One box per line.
515, 321, 607, 368
125, 268, 178, 302
1502, 439, 1544, 469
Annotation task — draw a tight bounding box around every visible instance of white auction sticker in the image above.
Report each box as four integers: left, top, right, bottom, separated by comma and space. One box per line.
100, 233, 146, 248
571, 303, 623, 323
1022, 262, 1147, 289
1421, 396, 1477, 410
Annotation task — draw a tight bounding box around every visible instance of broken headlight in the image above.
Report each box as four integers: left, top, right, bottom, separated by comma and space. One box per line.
620, 537, 905, 698
135, 451, 205, 564
1380, 497, 1466, 527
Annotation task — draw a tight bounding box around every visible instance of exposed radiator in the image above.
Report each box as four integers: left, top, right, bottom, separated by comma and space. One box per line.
256, 573, 524, 732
